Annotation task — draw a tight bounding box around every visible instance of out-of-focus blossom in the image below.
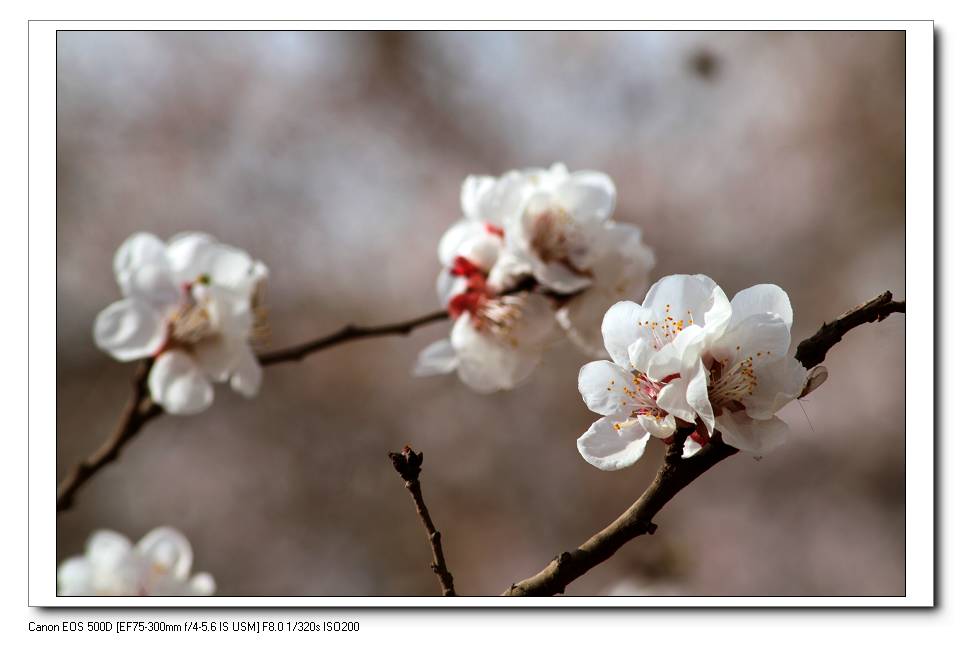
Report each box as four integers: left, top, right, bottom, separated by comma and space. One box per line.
93, 232, 268, 415
418, 164, 655, 392
57, 527, 215, 596
578, 274, 816, 470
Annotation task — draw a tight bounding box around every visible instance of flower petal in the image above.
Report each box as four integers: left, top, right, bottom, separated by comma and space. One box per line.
93, 299, 167, 362
712, 312, 791, 368
86, 530, 132, 568
166, 232, 218, 283
682, 436, 703, 459
193, 336, 237, 382
577, 416, 651, 471
655, 379, 696, 423
742, 356, 807, 420
534, 261, 594, 294
207, 244, 256, 292
555, 170, 616, 222
730, 284, 793, 331
229, 345, 262, 398
578, 360, 636, 416
114, 232, 168, 287
148, 350, 214, 415
686, 360, 715, 433
413, 339, 459, 377
716, 410, 791, 456
136, 527, 193, 580
189, 572, 217, 596
638, 412, 676, 439
57, 556, 93, 595
601, 301, 650, 369
122, 262, 180, 307
641, 275, 731, 340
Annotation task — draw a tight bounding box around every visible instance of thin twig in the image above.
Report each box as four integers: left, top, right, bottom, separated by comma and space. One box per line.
389, 446, 457, 596
56, 361, 162, 513
503, 291, 905, 596
56, 309, 451, 514
258, 309, 448, 366
795, 291, 905, 369
505, 430, 736, 596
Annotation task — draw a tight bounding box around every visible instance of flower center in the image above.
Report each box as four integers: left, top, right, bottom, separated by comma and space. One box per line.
475, 295, 528, 347
609, 370, 674, 430
528, 208, 592, 272
707, 355, 758, 410
638, 304, 696, 351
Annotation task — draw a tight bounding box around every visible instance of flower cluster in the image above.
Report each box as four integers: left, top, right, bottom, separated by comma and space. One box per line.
57, 527, 215, 596
94, 232, 268, 415
577, 274, 820, 469
415, 163, 656, 393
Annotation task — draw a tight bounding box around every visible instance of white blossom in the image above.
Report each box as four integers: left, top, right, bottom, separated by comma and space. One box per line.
577, 274, 814, 470
57, 527, 215, 596
94, 232, 268, 415
417, 164, 655, 392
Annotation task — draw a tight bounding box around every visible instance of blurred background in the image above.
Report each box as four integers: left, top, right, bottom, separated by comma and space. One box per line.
56, 31, 906, 597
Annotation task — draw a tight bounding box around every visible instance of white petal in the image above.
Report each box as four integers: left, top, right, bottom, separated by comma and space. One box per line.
413, 339, 459, 377
655, 379, 696, 423
486, 252, 532, 294
730, 284, 794, 331
189, 572, 217, 596
122, 262, 180, 307
601, 301, 649, 369
136, 527, 193, 580
166, 232, 217, 283
682, 436, 703, 459
195, 284, 253, 337
438, 220, 483, 266
577, 416, 651, 471
712, 312, 791, 368
207, 244, 255, 292
471, 170, 528, 223
742, 357, 808, 419
436, 270, 467, 307
645, 324, 706, 381
193, 337, 237, 382
556, 170, 616, 222
686, 361, 715, 433
716, 410, 791, 456
93, 299, 167, 361
460, 174, 496, 221
578, 360, 636, 416
114, 232, 168, 286
800, 365, 829, 398
641, 275, 730, 338
57, 556, 93, 595
86, 530, 133, 568
534, 261, 594, 294
148, 350, 214, 415
450, 307, 546, 393
229, 345, 262, 398
638, 412, 676, 439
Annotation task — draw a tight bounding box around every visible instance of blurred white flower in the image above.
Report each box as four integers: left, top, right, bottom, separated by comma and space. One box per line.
418, 164, 655, 392
94, 232, 268, 415
57, 527, 215, 596
578, 274, 812, 470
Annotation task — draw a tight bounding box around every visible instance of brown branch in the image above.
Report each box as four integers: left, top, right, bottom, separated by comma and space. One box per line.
795, 291, 905, 369
504, 291, 905, 596
57, 309, 450, 514
389, 446, 457, 596
258, 309, 448, 366
56, 360, 162, 513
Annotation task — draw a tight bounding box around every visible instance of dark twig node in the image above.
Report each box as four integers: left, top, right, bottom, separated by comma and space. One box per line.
389, 446, 457, 596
